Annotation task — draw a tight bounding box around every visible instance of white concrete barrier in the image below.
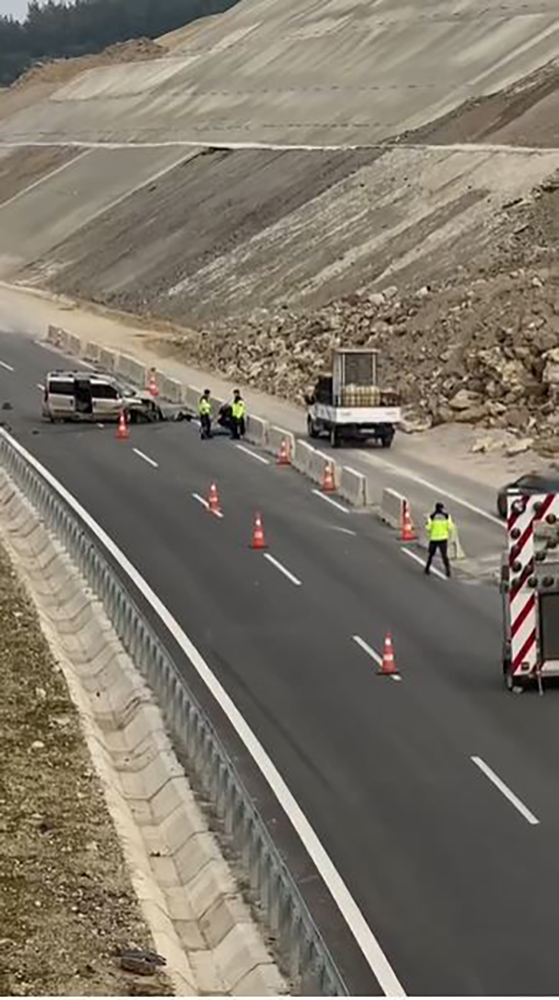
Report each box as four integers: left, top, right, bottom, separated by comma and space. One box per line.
210, 394, 225, 416
157, 373, 184, 404
184, 384, 202, 415
292, 439, 315, 476
67, 333, 81, 357
116, 353, 146, 387
267, 426, 295, 463
46, 325, 70, 353
450, 528, 466, 561
245, 414, 269, 447
339, 466, 368, 507
99, 348, 116, 373
381, 488, 406, 529
309, 447, 338, 488
83, 341, 101, 364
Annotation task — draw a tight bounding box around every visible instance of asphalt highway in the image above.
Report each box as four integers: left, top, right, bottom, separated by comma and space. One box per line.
2, 331, 559, 995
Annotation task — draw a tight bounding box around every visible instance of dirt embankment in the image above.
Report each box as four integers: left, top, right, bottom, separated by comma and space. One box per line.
163, 168, 559, 454
0, 542, 171, 997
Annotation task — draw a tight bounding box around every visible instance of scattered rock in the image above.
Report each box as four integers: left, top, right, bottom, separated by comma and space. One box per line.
118, 949, 167, 976
449, 389, 483, 411
400, 416, 432, 434
471, 438, 492, 453
506, 438, 534, 456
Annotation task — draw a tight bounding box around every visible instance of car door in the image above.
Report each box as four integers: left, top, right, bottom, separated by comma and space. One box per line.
46, 376, 76, 419
91, 380, 122, 420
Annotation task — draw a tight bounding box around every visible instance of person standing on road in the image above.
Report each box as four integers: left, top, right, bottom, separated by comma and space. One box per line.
198, 389, 212, 440
424, 502, 454, 578
230, 390, 246, 440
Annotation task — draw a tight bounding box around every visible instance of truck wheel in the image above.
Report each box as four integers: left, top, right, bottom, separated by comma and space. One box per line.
380, 428, 395, 448
503, 658, 514, 692
307, 416, 319, 439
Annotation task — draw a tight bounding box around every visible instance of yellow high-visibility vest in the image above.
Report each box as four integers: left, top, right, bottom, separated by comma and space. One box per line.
426, 513, 454, 542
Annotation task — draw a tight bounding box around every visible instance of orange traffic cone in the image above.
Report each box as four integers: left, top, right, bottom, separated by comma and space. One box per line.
147, 369, 159, 398
277, 438, 291, 466
400, 500, 416, 542
116, 411, 129, 441
378, 633, 398, 676
208, 482, 221, 516
251, 512, 266, 550
322, 461, 336, 493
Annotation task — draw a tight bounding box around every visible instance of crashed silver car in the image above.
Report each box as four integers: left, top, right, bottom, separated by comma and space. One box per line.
41, 370, 186, 424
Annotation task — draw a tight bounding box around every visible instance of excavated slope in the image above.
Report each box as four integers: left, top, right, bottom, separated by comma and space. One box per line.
1, 0, 558, 147
0, 0, 557, 324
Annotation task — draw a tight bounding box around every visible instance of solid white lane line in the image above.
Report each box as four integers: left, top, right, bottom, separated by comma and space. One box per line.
0, 360, 14, 372
471, 756, 540, 826
4, 429, 405, 996
263, 553, 302, 587
401, 547, 448, 582
365, 456, 503, 529
133, 448, 159, 469
330, 526, 357, 537
192, 492, 224, 518
37, 383, 44, 391
352, 635, 401, 681
312, 489, 350, 514
236, 443, 270, 465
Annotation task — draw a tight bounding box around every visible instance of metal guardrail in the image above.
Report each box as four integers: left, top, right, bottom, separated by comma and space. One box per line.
0, 431, 347, 996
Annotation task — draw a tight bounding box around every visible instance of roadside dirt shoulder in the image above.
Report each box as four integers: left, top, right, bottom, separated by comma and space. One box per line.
0, 540, 172, 997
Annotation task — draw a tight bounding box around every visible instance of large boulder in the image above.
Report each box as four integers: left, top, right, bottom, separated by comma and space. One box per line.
449, 388, 483, 411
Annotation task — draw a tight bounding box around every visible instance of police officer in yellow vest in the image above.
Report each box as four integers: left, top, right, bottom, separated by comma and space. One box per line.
230, 389, 246, 440
198, 389, 212, 440
425, 502, 454, 578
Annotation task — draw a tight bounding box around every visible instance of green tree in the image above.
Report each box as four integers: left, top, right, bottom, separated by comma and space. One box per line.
0, 0, 240, 85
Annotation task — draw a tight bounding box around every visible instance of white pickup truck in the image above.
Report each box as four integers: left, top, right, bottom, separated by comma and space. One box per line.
306, 348, 400, 448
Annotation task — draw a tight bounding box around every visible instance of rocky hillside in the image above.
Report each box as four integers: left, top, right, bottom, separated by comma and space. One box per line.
164, 171, 559, 455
